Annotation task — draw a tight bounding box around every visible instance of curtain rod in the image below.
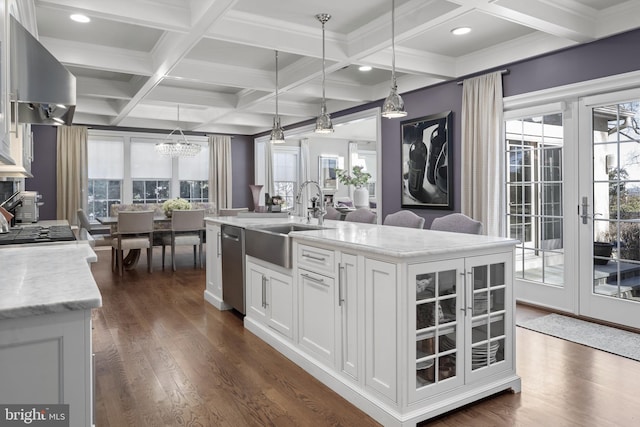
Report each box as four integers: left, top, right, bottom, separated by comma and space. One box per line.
456, 69, 509, 85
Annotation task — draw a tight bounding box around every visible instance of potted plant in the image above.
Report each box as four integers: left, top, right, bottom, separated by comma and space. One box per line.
336, 165, 372, 208
162, 197, 191, 217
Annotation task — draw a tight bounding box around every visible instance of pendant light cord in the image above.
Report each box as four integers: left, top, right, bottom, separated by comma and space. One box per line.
275, 50, 279, 119
391, 0, 397, 87
321, 19, 327, 107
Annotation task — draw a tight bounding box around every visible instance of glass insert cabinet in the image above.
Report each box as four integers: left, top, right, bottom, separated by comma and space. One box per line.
408, 253, 513, 402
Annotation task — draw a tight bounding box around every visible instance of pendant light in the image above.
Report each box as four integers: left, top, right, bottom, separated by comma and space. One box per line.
381, 0, 407, 119
270, 50, 285, 143
155, 105, 202, 157
315, 13, 334, 134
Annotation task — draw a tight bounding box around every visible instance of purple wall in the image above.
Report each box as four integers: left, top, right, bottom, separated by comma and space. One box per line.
376, 28, 640, 227
25, 125, 57, 220
231, 135, 254, 208
29, 28, 640, 225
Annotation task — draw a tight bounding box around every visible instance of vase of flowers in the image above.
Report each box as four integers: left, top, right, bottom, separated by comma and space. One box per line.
336, 165, 371, 209
162, 198, 192, 217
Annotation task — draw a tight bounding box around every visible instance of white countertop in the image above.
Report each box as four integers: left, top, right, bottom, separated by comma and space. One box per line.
206, 216, 516, 258
0, 241, 102, 320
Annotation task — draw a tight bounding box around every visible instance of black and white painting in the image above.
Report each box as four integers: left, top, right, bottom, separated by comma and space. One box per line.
401, 111, 452, 209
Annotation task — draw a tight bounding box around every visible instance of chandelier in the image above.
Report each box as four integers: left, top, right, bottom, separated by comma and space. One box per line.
381, 0, 407, 119
155, 105, 202, 157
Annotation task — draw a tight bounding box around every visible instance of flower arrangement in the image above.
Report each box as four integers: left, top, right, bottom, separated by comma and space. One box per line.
162, 198, 192, 217
335, 165, 371, 188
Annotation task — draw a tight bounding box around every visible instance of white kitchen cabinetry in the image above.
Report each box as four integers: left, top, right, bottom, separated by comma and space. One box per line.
298, 266, 336, 364
204, 223, 230, 310
0, 310, 94, 427
246, 257, 293, 339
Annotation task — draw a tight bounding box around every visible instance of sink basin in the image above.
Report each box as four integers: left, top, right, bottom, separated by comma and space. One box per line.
245, 223, 327, 268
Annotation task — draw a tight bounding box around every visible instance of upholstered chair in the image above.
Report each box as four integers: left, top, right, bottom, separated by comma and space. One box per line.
323, 205, 342, 220
161, 209, 205, 271
430, 213, 483, 235
77, 209, 111, 246
344, 208, 377, 224
111, 210, 155, 276
383, 210, 425, 229
219, 208, 249, 216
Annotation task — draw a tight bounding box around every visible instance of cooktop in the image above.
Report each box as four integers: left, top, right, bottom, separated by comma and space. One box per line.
0, 225, 76, 246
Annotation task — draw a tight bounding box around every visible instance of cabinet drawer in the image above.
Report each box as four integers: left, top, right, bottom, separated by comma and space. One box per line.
297, 244, 335, 276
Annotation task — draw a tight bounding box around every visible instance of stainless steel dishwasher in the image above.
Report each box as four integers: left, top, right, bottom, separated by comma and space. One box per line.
221, 224, 246, 314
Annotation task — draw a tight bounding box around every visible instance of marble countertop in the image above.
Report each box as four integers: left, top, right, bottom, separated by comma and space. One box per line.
0, 242, 102, 320
206, 216, 516, 258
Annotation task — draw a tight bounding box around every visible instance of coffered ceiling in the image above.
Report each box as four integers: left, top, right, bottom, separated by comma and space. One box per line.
33, 0, 640, 137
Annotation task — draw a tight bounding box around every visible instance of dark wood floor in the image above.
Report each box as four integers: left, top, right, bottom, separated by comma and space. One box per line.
90, 247, 640, 426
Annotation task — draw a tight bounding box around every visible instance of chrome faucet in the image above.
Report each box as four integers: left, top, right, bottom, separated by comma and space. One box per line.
295, 180, 325, 225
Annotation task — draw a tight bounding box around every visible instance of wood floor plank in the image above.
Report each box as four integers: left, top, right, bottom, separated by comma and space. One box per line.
90, 247, 640, 427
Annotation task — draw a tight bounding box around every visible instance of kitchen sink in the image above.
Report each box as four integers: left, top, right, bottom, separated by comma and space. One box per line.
245, 223, 328, 268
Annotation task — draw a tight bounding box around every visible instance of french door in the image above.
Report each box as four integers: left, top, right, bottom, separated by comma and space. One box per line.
578, 89, 640, 329
505, 103, 578, 313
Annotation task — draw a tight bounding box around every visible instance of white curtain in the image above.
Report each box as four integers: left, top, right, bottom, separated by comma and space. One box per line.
209, 135, 232, 214
299, 139, 311, 216
56, 126, 88, 225
461, 71, 504, 236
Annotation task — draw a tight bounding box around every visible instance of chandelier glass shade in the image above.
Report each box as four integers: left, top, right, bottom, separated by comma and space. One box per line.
381, 0, 407, 119
315, 13, 334, 134
155, 105, 202, 157
270, 50, 285, 143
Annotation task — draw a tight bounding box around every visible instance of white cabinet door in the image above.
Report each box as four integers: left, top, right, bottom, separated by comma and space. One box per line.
246, 260, 268, 322
246, 259, 293, 339
408, 259, 465, 403
338, 252, 359, 380
266, 268, 293, 339
299, 268, 336, 365
205, 224, 229, 310
364, 258, 397, 402
464, 253, 513, 384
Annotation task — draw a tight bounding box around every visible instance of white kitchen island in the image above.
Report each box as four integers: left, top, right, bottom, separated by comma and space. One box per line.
0, 242, 101, 427
205, 217, 521, 426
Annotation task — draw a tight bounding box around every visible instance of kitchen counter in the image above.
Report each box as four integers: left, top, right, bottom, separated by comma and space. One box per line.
206, 215, 515, 258
0, 241, 102, 319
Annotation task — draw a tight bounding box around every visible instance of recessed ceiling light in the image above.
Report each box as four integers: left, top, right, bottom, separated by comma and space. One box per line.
358, 65, 372, 72
70, 14, 91, 23
451, 27, 471, 36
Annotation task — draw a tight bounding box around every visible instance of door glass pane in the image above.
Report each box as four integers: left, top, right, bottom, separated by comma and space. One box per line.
592, 102, 640, 301
506, 113, 564, 287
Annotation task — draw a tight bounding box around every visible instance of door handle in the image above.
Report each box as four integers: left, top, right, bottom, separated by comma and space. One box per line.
579, 197, 603, 224
303, 253, 326, 262
301, 273, 327, 286
216, 231, 221, 257
338, 263, 345, 306
261, 275, 267, 309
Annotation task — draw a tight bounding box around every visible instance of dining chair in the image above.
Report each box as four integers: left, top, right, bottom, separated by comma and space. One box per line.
111, 210, 155, 276
344, 208, 377, 224
430, 213, 483, 235
161, 209, 205, 271
77, 208, 111, 245
383, 210, 425, 229
323, 205, 342, 220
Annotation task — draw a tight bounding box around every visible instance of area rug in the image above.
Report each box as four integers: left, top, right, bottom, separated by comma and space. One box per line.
517, 313, 640, 362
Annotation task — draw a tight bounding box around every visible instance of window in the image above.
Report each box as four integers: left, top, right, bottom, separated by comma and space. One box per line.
87, 135, 124, 218
87, 130, 209, 210
179, 145, 209, 202
272, 147, 299, 210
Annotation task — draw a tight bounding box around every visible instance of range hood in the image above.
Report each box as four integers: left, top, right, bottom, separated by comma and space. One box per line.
10, 15, 76, 126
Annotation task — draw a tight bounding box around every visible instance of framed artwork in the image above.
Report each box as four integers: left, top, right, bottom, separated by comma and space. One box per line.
401, 111, 452, 209
318, 155, 339, 191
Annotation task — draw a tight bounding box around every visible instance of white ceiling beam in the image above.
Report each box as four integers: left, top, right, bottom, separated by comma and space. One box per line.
169, 59, 272, 92
110, 0, 238, 126
35, 0, 191, 32
146, 85, 237, 109
76, 76, 133, 100
597, 1, 640, 38
40, 37, 153, 76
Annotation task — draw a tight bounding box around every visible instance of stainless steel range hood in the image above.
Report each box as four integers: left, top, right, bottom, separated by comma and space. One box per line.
10, 15, 76, 125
